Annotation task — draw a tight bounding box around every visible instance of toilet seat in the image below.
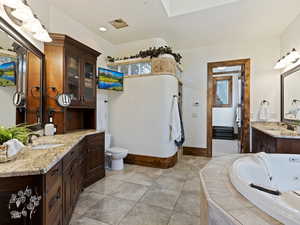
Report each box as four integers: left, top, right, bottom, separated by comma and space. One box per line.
106, 147, 128, 154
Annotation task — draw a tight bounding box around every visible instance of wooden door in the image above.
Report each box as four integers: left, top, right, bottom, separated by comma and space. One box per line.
65, 48, 82, 107
81, 55, 96, 107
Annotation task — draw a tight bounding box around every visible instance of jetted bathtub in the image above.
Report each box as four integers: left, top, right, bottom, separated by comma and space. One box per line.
230, 153, 300, 225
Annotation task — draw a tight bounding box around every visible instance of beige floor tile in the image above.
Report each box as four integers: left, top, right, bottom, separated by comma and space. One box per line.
69, 216, 109, 225
73, 192, 106, 216
119, 203, 172, 225
168, 212, 201, 225
84, 196, 135, 225
125, 172, 156, 186
140, 188, 181, 210
182, 176, 201, 193
109, 182, 149, 201
152, 175, 185, 192
85, 177, 124, 195
174, 192, 201, 217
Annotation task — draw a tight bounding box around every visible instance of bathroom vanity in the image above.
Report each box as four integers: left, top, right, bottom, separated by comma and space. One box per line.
0, 130, 105, 225
252, 122, 300, 154
252, 63, 300, 154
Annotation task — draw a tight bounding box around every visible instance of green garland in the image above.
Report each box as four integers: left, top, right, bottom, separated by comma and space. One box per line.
107, 46, 182, 64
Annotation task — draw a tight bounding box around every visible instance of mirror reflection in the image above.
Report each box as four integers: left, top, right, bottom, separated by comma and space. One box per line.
283, 68, 300, 121
0, 27, 42, 128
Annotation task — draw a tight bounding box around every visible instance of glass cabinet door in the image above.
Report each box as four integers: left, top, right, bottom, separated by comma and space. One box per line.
66, 53, 81, 105
82, 59, 96, 106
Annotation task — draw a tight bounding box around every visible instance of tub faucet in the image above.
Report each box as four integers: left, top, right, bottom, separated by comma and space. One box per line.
289, 157, 300, 163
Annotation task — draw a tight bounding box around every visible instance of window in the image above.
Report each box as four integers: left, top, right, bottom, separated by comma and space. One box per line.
213, 76, 232, 107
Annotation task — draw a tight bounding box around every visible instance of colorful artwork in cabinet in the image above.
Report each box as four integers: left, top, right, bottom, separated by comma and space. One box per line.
98, 67, 124, 91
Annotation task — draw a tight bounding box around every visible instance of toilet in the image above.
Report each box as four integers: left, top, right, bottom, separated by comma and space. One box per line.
105, 133, 128, 170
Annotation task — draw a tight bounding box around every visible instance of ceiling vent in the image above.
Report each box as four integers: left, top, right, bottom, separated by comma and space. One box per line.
109, 18, 128, 29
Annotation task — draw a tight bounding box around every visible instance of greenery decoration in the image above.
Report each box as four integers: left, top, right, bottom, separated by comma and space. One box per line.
107, 46, 183, 64
0, 126, 31, 145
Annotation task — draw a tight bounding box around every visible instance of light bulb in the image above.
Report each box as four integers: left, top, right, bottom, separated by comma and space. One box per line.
2, 0, 23, 9
274, 57, 286, 70
33, 29, 52, 42
11, 4, 34, 22
286, 48, 300, 63
22, 17, 43, 33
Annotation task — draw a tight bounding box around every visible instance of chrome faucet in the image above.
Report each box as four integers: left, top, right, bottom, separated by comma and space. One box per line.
28, 133, 41, 144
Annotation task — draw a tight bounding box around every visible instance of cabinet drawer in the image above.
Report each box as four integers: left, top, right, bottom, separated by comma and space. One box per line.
46, 162, 62, 193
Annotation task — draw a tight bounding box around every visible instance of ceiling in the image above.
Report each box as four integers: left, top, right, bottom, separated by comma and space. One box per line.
50, 0, 300, 49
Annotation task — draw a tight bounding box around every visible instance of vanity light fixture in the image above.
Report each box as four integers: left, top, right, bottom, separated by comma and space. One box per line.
274, 48, 300, 70
286, 48, 300, 63
11, 3, 33, 22
21, 15, 43, 33
33, 27, 52, 42
99, 27, 108, 32
2, 0, 23, 9
2, 0, 52, 43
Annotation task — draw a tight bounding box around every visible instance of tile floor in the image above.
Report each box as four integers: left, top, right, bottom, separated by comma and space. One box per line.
69, 156, 210, 225
212, 139, 240, 157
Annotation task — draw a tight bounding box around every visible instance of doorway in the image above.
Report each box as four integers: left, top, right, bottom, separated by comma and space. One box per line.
207, 59, 250, 157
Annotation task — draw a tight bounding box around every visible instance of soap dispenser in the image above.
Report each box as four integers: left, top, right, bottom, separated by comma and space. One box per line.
44, 110, 57, 136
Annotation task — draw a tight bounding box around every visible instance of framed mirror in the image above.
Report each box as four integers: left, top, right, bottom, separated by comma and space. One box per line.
213, 76, 233, 108
281, 64, 300, 123
0, 17, 44, 130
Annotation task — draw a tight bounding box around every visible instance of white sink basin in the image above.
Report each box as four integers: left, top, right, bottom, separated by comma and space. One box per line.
32, 143, 64, 150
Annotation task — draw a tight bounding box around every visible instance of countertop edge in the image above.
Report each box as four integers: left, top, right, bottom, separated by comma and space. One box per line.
0, 130, 104, 178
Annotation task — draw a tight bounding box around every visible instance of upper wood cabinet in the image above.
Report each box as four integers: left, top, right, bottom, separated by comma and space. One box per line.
45, 33, 100, 108
44, 34, 101, 133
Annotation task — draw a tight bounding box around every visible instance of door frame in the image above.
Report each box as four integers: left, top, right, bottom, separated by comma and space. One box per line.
207, 58, 251, 157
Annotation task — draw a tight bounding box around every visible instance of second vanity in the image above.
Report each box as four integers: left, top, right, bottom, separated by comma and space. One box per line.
252, 122, 300, 154
0, 130, 105, 225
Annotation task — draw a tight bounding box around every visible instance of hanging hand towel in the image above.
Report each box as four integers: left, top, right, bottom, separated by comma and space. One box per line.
170, 97, 182, 143
258, 102, 270, 121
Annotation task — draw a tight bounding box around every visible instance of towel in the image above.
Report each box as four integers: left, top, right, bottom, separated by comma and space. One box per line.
170, 97, 182, 143
258, 104, 270, 121
97, 95, 109, 132
4, 139, 24, 158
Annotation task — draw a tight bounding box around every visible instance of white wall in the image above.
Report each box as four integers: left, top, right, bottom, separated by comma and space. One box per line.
213, 75, 239, 127
281, 13, 300, 56
109, 75, 178, 158
180, 38, 281, 148
115, 38, 168, 58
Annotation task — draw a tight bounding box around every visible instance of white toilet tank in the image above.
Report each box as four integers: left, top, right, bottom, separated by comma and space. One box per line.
105, 133, 111, 149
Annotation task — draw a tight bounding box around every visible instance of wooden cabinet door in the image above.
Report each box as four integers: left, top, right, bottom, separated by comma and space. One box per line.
65, 48, 82, 107
84, 133, 105, 187
80, 55, 96, 107
62, 165, 73, 225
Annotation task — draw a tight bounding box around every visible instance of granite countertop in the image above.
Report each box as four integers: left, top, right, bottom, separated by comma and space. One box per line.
0, 130, 103, 178
251, 122, 300, 139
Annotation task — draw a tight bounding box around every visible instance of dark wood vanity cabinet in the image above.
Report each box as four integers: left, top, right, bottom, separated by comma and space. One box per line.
44, 33, 101, 134
84, 133, 105, 187
252, 128, 300, 154
42, 132, 105, 225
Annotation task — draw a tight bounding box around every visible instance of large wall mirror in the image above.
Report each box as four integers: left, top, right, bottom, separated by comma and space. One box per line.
281, 64, 300, 123
0, 18, 44, 129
